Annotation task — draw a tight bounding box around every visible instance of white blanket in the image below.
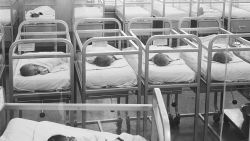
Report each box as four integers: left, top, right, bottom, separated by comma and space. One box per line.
78, 44, 137, 88
74, 6, 103, 21
180, 35, 250, 82
125, 46, 196, 84
117, 6, 151, 20
0, 118, 147, 141
0, 9, 11, 25
14, 52, 70, 91
25, 6, 55, 20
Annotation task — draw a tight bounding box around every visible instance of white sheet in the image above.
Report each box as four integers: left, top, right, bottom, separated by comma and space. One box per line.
125, 46, 196, 84
78, 44, 137, 88
180, 35, 250, 82
0, 9, 11, 25
13, 52, 70, 91
25, 6, 55, 20
0, 118, 147, 141
153, 1, 188, 20
117, 6, 151, 20
74, 7, 103, 21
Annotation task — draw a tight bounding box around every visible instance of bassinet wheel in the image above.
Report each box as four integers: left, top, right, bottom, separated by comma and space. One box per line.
213, 114, 220, 123
171, 102, 177, 107
40, 112, 45, 118
232, 100, 238, 105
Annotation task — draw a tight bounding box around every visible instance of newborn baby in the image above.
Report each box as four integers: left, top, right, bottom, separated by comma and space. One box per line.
151, 53, 171, 66
90, 55, 116, 67
212, 52, 232, 64
20, 64, 50, 76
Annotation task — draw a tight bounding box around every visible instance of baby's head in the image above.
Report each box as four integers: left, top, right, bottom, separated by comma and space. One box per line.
152, 53, 170, 66
20, 63, 49, 76
48, 135, 76, 141
93, 55, 115, 67
213, 52, 232, 64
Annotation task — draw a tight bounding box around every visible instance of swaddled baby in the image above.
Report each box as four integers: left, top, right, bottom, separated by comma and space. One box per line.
212, 52, 232, 64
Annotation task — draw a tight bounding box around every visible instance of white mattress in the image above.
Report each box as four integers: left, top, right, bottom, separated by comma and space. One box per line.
25, 6, 55, 20
125, 46, 196, 84
117, 6, 151, 20
0, 9, 11, 25
74, 7, 103, 21
180, 35, 250, 82
78, 44, 137, 88
0, 118, 147, 141
153, 1, 188, 20
13, 52, 70, 91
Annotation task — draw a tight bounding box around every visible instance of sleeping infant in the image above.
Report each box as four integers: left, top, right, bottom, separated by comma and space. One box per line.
151, 53, 171, 66
212, 52, 232, 64
20, 64, 50, 76
19, 54, 69, 77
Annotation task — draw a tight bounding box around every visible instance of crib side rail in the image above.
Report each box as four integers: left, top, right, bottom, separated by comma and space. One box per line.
128, 17, 173, 34
73, 0, 104, 6
0, 24, 5, 66
17, 20, 70, 40
74, 18, 122, 32
178, 17, 223, 34
151, 88, 171, 141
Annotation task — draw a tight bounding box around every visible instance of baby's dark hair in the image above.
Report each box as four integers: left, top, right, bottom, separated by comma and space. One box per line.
48, 135, 67, 141
20, 64, 35, 76
152, 53, 170, 66
213, 52, 232, 64
93, 55, 114, 67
